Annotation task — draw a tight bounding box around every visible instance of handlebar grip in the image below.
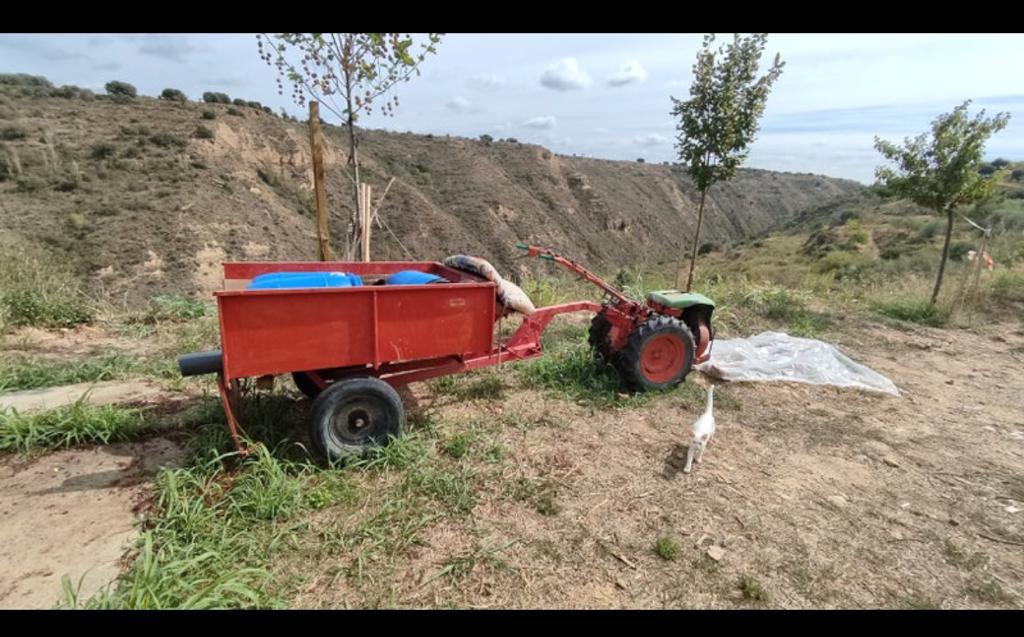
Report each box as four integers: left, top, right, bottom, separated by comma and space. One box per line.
515, 242, 529, 250
539, 253, 554, 261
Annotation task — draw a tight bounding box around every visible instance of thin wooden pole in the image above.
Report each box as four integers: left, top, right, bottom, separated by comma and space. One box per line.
361, 183, 372, 262
308, 101, 332, 261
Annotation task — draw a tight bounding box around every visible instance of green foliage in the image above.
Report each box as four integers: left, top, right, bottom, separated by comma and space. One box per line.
0, 245, 93, 332
258, 33, 442, 258
874, 101, 1011, 303
874, 101, 1010, 213
0, 354, 136, 392
991, 270, 1024, 302
671, 33, 784, 289
738, 575, 769, 603
202, 92, 231, 104
160, 88, 187, 102
874, 296, 950, 326
141, 294, 208, 323
479, 134, 493, 144
149, 131, 185, 148
0, 401, 155, 454
89, 142, 116, 159
1012, 169, 1023, 181
844, 218, 869, 244
232, 98, 247, 106
1, 126, 26, 140
201, 110, 216, 120
193, 125, 215, 140
655, 537, 679, 561
104, 81, 137, 98
671, 34, 785, 193
0, 73, 53, 88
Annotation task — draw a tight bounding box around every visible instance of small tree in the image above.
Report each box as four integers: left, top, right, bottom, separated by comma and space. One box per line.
105, 81, 137, 100
258, 33, 441, 259
160, 88, 187, 102
671, 34, 784, 291
874, 100, 1010, 305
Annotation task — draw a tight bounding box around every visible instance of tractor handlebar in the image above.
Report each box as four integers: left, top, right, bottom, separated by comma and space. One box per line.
514, 242, 633, 304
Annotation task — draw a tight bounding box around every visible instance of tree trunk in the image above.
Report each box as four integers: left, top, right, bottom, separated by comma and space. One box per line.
930, 207, 955, 306
679, 187, 709, 292
346, 112, 362, 261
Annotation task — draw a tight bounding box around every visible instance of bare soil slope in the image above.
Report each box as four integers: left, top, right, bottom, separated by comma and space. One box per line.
0, 90, 861, 301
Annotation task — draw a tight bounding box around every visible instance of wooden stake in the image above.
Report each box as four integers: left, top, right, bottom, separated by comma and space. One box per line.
361, 183, 373, 262
308, 101, 332, 261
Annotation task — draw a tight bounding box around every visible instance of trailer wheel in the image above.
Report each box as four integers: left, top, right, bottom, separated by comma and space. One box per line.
309, 376, 405, 463
292, 372, 324, 398
588, 311, 614, 361
616, 315, 695, 391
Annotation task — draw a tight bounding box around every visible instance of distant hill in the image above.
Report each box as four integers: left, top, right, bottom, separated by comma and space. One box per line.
0, 75, 864, 300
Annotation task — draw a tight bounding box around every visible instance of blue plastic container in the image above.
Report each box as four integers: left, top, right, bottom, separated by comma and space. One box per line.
247, 271, 363, 290
386, 270, 447, 285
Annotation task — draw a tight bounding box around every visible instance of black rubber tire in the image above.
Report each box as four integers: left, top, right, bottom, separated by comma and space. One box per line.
615, 314, 695, 391
292, 371, 325, 399
308, 376, 405, 463
588, 311, 614, 362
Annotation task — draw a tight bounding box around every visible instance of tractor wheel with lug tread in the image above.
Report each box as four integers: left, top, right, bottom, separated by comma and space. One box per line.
308, 376, 404, 463
616, 314, 695, 391
588, 311, 615, 362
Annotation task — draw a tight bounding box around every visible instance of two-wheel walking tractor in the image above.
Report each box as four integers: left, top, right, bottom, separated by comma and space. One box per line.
179, 244, 715, 463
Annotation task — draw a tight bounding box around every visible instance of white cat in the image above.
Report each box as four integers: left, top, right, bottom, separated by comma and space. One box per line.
684, 385, 715, 473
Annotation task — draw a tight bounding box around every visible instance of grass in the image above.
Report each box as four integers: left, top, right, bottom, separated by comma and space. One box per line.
903, 595, 941, 609
874, 296, 950, 326
518, 339, 650, 408
427, 372, 505, 401
655, 537, 679, 561
737, 575, 769, 603
0, 353, 139, 391
0, 399, 157, 454
0, 245, 93, 332
966, 578, 1015, 605
59, 389, 496, 609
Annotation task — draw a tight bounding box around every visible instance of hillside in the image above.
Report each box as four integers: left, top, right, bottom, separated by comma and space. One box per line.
0, 79, 863, 301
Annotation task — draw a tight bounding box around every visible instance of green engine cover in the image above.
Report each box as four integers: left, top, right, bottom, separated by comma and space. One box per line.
647, 290, 716, 310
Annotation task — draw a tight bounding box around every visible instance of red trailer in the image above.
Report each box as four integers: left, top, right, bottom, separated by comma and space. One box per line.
179, 246, 715, 462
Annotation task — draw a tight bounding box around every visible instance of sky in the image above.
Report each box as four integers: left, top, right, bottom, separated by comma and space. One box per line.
2, 33, 1022, 183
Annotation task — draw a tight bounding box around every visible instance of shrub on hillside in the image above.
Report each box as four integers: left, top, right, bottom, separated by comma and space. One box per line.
0, 73, 52, 88
193, 125, 215, 140
226, 107, 244, 117
1, 126, 26, 141
232, 98, 247, 106
201, 110, 216, 120
104, 81, 137, 98
991, 158, 1010, 169
1012, 169, 1024, 182
160, 88, 187, 102
202, 92, 230, 104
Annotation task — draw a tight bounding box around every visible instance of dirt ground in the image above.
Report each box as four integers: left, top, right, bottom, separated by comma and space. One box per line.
1, 318, 1022, 608
0, 436, 184, 609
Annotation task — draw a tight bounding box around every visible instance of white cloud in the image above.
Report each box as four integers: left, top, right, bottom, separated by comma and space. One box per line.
634, 133, 668, 146
608, 61, 647, 87
523, 116, 556, 130
468, 73, 505, 91
447, 96, 472, 112
540, 58, 591, 91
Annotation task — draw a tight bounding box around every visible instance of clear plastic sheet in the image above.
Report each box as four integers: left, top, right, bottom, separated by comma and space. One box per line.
696, 331, 900, 396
